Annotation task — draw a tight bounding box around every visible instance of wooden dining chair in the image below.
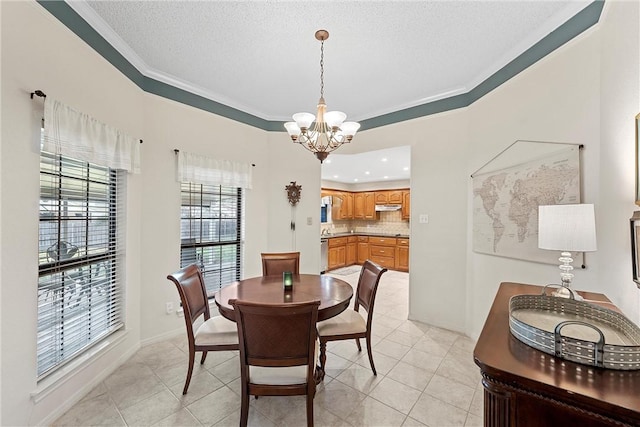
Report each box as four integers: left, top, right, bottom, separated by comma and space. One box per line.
317, 260, 387, 376
231, 299, 320, 427
167, 264, 239, 395
261, 251, 300, 276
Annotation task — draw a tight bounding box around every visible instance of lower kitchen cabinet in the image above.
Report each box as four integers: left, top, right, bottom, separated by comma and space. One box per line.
369, 236, 396, 269
346, 236, 357, 266
395, 238, 409, 271
357, 236, 369, 264
328, 237, 347, 270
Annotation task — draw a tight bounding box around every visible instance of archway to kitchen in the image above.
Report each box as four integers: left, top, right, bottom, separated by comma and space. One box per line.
319, 146, 411, 278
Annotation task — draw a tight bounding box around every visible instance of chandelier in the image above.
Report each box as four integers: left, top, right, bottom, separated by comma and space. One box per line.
284, 30, 360, 163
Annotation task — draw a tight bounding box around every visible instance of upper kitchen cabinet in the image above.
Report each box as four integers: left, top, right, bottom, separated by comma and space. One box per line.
402, 191, 410, 220
329, 191, 353, 220
374, 190, 404, 204
354, 192, 376, 220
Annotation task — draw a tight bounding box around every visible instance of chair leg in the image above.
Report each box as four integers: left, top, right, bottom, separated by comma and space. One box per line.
240, 385, 250, 427
365, 334, 377, 376
355, 337, 362, 351
183, 348, 195, 395
200, 351, 207, 364
319, 339, 328, 379
306, 393, 314, 427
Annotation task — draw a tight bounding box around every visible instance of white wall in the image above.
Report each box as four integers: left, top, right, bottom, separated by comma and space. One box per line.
597, 0, 640, 323
1, 3, 144, 424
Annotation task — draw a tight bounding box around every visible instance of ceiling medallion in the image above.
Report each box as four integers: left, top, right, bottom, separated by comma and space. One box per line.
284, 30, 360, 163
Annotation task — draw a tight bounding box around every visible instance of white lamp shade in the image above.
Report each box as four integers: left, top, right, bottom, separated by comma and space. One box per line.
284, 122, 301, 137
292, 112, 315, 129
324, 111, 347, 128
341, 121, 361, 137
538, 204, 597, 252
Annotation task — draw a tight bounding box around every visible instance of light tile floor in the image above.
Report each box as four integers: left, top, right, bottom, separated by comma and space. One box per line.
53, 270, 483, 426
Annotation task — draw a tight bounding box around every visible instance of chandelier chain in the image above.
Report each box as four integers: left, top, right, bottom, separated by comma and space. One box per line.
320, 39, 324, 99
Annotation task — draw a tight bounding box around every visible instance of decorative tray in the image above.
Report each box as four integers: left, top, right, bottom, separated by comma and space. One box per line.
509, 285, 640, 370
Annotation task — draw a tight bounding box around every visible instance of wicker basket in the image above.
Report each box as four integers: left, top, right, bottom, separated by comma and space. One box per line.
509, 285, 640, 370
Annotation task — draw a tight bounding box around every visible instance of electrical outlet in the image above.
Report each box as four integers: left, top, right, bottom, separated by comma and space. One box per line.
307, 216, 313, 225
165, 302, 174, 314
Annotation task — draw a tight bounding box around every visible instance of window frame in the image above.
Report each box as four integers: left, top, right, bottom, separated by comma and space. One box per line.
179, 182, 242, 297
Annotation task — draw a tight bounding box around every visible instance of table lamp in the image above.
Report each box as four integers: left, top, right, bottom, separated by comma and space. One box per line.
538, 203, 597, 299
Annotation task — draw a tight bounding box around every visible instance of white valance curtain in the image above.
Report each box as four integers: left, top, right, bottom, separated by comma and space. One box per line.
43, 98, 141, 173
177, 151, 252, 189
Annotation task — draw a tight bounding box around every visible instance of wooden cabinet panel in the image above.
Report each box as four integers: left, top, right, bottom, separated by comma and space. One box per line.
328, 237, 347, 247
353, 193, 365, 219
374, 191, 389, 204
368, 236, 397, 246
328, 246, 346, 270
346, 242, 357, 265
370, 255, 395, 269
370, 245, 395, 258
364, 192, 376, 220
388, 190, 403, 204
343, 193, 353, 219
402, 191, 410, 220
395, 239, 409, 272
357, 241, 369, 264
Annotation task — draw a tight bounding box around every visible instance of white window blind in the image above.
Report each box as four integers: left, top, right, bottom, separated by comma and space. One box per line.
180, 182, 242, 296
37, 152, 125, 378
176, 151, 252, 189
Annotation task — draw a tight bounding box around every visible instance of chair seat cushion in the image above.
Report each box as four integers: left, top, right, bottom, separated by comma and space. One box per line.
195, 315, 238, 346
317, 309, 367, 337
250, 341, 319, 385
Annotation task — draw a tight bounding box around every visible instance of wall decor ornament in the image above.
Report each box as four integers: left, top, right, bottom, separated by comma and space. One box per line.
285, 181, 302, 206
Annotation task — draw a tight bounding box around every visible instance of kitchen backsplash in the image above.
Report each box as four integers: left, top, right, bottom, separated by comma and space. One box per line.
322, 210, 410, 235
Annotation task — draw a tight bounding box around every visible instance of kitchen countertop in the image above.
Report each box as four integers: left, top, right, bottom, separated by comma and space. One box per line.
321, 232, 409, 239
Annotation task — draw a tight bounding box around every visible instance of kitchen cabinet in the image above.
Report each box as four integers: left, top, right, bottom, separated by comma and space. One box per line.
369, 236, 396, 269
328, 237, 347, 270
343, 192, 354, 219
374, 191, 389, 204
346, 236, 357, 265
395, 238, 409, 271
327, 191, 353, 220
354, 192, 376, 220
388, 190, 403, 204
357, 236, 369, 264
402, 191, 410, 220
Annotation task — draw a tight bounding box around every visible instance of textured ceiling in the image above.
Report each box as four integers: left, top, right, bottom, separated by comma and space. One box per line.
61, 1, 595, 183
73, 0, 592, 123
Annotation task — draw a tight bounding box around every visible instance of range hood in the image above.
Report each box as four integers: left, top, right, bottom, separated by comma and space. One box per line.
375, 204, 401, 212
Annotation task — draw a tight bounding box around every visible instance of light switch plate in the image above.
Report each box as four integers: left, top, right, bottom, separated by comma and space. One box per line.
419, 214, 429, 224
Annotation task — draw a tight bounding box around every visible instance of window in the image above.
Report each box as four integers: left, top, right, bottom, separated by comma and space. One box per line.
38, 152, 124, 378
180, 182, 242, 295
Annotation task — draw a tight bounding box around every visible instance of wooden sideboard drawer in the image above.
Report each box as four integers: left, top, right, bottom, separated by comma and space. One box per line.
358, 236, 368, 242
370, 256, 395, 269
368, 236, 397, 246
370, 245, 395, 258
397, 238, 409, 246
328, 237, 348, 247
347, 236, 358, 243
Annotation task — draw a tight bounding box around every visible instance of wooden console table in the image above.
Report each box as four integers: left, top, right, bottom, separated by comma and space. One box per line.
473, 282, 640, 426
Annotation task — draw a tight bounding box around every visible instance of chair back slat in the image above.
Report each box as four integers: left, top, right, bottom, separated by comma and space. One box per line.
231, 299, 319, 368
261, 252, 300, 276
356, 260, 387, 313
167, 264, 210, 325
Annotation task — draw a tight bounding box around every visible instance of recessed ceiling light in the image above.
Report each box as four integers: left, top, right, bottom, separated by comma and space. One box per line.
384, 176, 389, 179
325, 159, 332, 164
333, 175, 339, 178
354, 178, 358, 182
381, 158, 388, 162
403, 167, 409, 171
365, 171, 370, 175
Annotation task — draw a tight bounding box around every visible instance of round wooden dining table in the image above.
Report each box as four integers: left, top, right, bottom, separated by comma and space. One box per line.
214, 273, 353, 383
214, 273, 353, 322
